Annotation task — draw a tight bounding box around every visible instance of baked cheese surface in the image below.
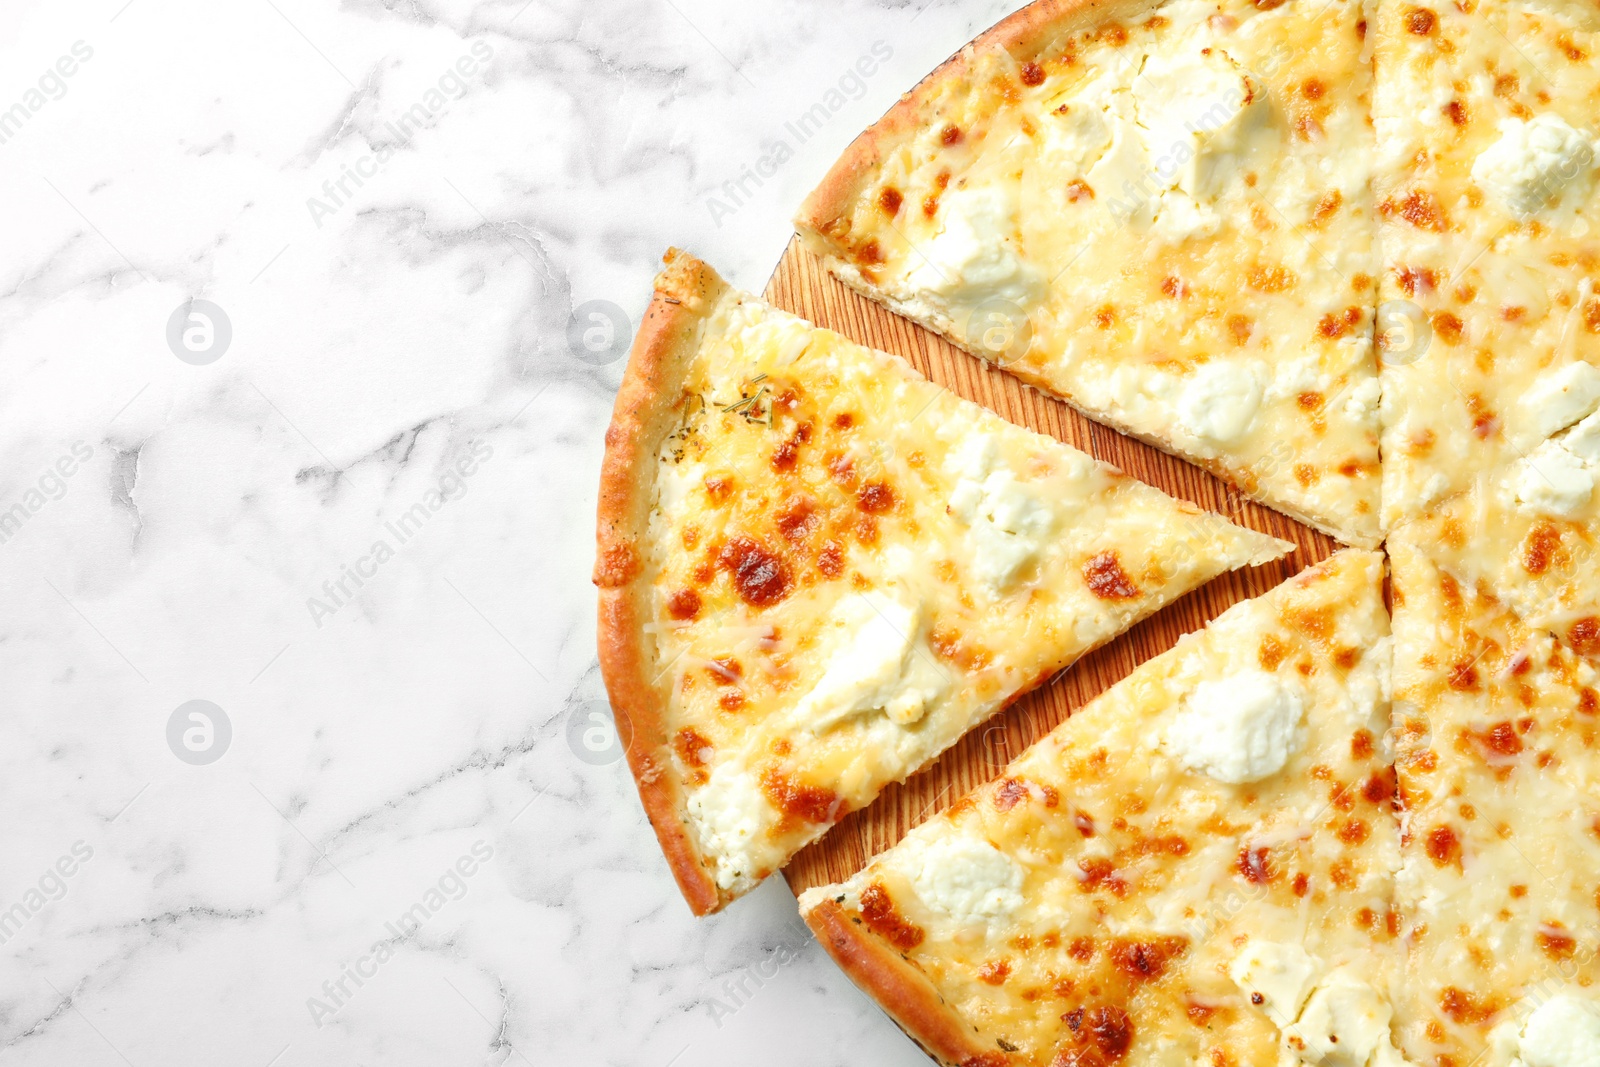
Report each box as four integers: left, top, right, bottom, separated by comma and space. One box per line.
642, 265, 1289, 901
800, 550, 1399, 1066
1373, 0, 1600, 530
1390, 403, 1600, 662
1390, 533, 1600, 1067
799, 0, 1382, 547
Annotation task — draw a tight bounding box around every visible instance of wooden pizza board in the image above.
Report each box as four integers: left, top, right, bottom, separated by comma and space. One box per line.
764, 236, 1339, 897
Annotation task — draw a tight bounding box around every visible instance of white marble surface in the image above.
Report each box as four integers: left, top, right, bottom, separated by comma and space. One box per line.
0, 1, 1030, 1063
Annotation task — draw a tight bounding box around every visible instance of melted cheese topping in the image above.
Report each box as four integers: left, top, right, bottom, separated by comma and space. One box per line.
891, 829, 1027, 926
800, 551, 1397, 1066
1389, 536, 1600, 1067
1514, 995, 1600, 1067
1165, 670, 1307, 783
1374, 0, 1600, 530
1472, 115, 1598, 219
1389, 404, 1600, 657
800, 0, 1381, 546
645, 283, 1290, 896
1285, 968, 1408, 1067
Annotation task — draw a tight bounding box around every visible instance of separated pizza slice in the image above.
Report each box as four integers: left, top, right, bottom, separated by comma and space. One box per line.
1372, 0, 1600, 530
595, 250, 1292, 915
1389, 406, 1600, 661
1389, 532, 1600, 1067
800, 550, 1402, 1067
796, 0, 1382, 547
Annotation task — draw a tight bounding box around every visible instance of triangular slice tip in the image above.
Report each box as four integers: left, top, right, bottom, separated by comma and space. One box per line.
796, 0, 1383, 549
800, 549, 1400, 1066
596, 249, 1291, 913
1388, 532, 1600, 1065
1391, 403, 1600, 663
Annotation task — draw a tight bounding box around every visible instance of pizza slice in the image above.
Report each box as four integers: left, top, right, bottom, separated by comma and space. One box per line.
1372, 0, 1600, 530
1389, 532, 1600, 1067
1388, 406, 1600, 661
595, 250, 1292, 915
795, 0, 1383, 547
800, 550, 1402, 1067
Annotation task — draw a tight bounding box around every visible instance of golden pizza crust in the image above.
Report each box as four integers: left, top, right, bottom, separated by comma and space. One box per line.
598, 249, 1291, 916
800, 550, 1399, 1066
795, 0, 1383, 550
796, 0, 1161, 244
806, 897, 1007, 1067
594, 249, 733, 915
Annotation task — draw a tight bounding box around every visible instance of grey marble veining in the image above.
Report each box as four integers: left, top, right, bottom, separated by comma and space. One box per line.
0, 0, 1032, 1064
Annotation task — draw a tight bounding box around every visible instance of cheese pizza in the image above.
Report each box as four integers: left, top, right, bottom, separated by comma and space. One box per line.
1389, 532, 1600, 1067
594, 250, 1291, 914
796, 0, 1383, 548
800, 550, 1402, 1067
1372, 0, 1600, 531
1389, 405, 1600, 662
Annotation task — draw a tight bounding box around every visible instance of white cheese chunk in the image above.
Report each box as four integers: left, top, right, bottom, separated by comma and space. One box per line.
1515, 440, 1595, 518
1177, 361, 1266, 446
1131, 47, 1261, 202
904, 186, 1045, 312
898, 833, 1025, 925
1522, 361, 1600, 442
1042, 96, 1113, 175
1230, 942, 1318, 1022
1060, 47, 1261, 242
1167, 670, 1305, 784
686, 759, 769, 893
793, 591, 946, 729
1517, 994, 1600, 1067
945, 433, 1056, 594
1420, 471, 1451, 508
1565, 410, 1600, 465
1285, 970, 1401, 1067
1086, 89, 1158, 228
1235, 952, 1410, 1067
1472, 114, 1598, 217
1266, 355, 1329, 403
1151, 188, 1221, 243
1344, 377, 1383, 424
